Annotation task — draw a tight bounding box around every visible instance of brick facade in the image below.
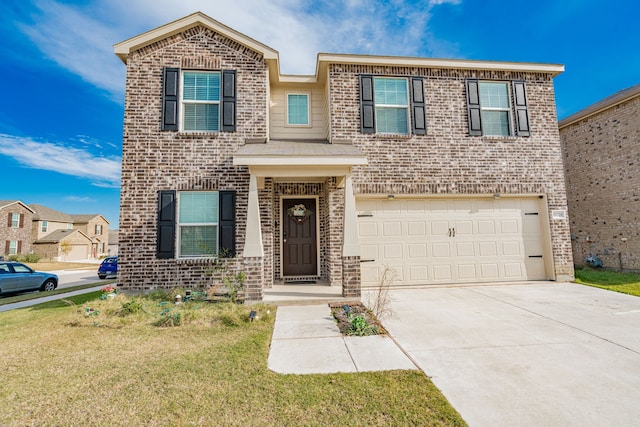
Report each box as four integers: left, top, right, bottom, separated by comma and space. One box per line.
560, 90, 640, 271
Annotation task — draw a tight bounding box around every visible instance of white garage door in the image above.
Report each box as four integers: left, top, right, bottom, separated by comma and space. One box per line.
357, 197, 549, 287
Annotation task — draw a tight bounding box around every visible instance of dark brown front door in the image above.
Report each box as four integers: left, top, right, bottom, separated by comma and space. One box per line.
282, 198, 317, 276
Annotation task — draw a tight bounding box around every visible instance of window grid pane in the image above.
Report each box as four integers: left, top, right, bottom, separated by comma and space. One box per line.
9, 240, 17, 255
180, 226, 218, 257
376, 107, 409, 134
183, 72, 220, 101
480, 82, 510, 109
374, 78, 409, 105
183, 104, 220, 131
11, 213, 19, 228
179, 192, 218, 224
287, 94, 309, 125
481, 111, 511, 136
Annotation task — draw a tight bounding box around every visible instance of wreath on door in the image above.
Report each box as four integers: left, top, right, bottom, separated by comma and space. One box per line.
287, 203, 314, 224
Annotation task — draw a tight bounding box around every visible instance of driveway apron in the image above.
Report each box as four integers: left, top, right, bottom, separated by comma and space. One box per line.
377, 282, 640, 427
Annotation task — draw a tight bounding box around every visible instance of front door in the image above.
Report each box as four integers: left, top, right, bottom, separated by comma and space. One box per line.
282, 198, 318, 277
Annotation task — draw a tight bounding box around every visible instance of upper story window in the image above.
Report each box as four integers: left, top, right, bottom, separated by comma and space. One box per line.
182, 71, 221, 131
466, 79, 530, 137
41, 221, 48, 233
162, 68, 236, 133
67, 223, 73, 229
177, 191, 219, 257
287, 93, 310, 126
95, 224, 103, 235
360, 75, 426, 136
374, 78, 410, 134
479, 82, 512, 136
10, 213, 20, 228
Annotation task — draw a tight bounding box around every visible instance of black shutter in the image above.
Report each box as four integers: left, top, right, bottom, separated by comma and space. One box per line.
157, 190, 176, 259
19, 214, 24, 228
221, 70, 236, 132
5, 241, 9, 254
162, 68, 179, 131
360, 75, 375, 134
7, 213, 12, 227
513, 80, 530, 137
17, 241, 22, 254
218, 190, 236, 257
410, 77, 427, 135
466, 79, 483, 136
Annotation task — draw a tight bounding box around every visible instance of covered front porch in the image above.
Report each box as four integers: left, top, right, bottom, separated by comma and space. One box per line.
233, 140, 367, 300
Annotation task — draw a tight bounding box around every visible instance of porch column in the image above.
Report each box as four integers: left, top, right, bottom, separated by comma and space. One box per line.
342, 174, 361, 297
342, 174, 359, 257
243, 173, 263, 257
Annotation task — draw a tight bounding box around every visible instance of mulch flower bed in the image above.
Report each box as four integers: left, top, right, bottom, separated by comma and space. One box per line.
329, 301, 387, 336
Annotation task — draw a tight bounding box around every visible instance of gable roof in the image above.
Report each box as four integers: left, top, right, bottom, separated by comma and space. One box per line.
114, 11, 279, 64
30, 204, 74, 222
559, 83, 640, 128
0, 200, 35, 213
70, 214, 110, 225
114, 11, 564, 87
35, 229, 91, 244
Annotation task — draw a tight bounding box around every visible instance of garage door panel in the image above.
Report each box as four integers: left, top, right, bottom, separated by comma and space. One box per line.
409, 266, 428, 282
479, 241, 497, 256
383, 244, 403, 259
383, 221, 402, 236
502, 241, 522, 256
432, 264, 453, 281
480, 263, 500, 279
478, 220, 496, 234
408, 243, 427, 259
408, 221, 427, 236
457, 264, 477, 280
455, 242, 475, 257
432, 242, 451, 257
431, 221, 449, 236
504, 263, 523, 278
501, 219, 519, 233
358, 222, 378, 237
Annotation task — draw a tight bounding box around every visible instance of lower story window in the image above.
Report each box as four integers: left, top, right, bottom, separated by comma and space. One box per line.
8, 240, 18, 255
178, 191, 219, 257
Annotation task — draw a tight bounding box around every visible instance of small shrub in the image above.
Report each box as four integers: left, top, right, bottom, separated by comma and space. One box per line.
119, 299, 144, 315
24, 252, 41, 263
154, 307, 182, 327
348, 314, 378, 336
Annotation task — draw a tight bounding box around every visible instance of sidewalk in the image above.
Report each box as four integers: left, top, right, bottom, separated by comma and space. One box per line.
267, 304, 417, 374
0, 286, 103, 313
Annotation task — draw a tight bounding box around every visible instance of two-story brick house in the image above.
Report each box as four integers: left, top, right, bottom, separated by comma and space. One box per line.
114, 12, 573, 300
0, 200, 35, 257
559, 84, 640, 271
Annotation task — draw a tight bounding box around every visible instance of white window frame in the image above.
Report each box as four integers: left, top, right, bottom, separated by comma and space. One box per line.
479, 81, 513, 137
286, 92, 311, 127
41, 221, 48, 233
95, 224, 103, 235
180, 70, 221, 132
373, 77, 410, 135
10, 213, 19, 228
176, 191, 219, 258
8, 240, 18, 255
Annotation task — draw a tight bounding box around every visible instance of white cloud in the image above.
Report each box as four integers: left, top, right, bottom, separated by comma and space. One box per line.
0, 134, 121, 188
18, 0, 463, 97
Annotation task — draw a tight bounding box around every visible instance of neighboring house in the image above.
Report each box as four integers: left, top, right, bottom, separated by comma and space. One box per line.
30, 204, 109, 261
113, 12, 574, 300
0, 200, 35, 257
71, 214, 110, 258
108, 229, 119, 256
559, 84, 640, 271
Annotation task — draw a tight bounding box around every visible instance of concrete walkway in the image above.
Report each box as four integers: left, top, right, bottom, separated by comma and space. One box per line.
268, 304, 417, 374
378, 282, 640, 427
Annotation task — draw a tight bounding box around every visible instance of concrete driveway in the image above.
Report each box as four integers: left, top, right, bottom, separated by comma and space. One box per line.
373, 282, 640, 427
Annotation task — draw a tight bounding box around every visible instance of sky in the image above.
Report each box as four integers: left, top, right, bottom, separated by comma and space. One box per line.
0, 0, 638, 229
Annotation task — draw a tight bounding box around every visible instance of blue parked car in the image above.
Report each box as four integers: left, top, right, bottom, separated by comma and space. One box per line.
0, 261, 58, 296
98, 256, 118, 279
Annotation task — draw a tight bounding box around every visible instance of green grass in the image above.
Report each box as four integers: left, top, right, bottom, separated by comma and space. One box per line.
0, 293, 467, 426
574, 267, 640, 297
0, 280, 116, 306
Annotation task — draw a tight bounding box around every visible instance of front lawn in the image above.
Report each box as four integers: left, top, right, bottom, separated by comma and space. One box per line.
0, 292, 466, 426
574, 267, 640, 297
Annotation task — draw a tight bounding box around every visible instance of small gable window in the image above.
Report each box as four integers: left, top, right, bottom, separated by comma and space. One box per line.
10, 213, 20, 228
287, 93, 310, 126
42, 221, 48, 233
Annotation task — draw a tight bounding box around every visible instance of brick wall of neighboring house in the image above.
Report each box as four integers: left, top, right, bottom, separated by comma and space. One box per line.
560, 95, 640, 271
118, 26, 267, 291
328, 64, 574, 279
0, 204, 33, 256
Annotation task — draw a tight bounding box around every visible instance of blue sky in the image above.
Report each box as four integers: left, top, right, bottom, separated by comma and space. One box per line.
1, 0, 638, 228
